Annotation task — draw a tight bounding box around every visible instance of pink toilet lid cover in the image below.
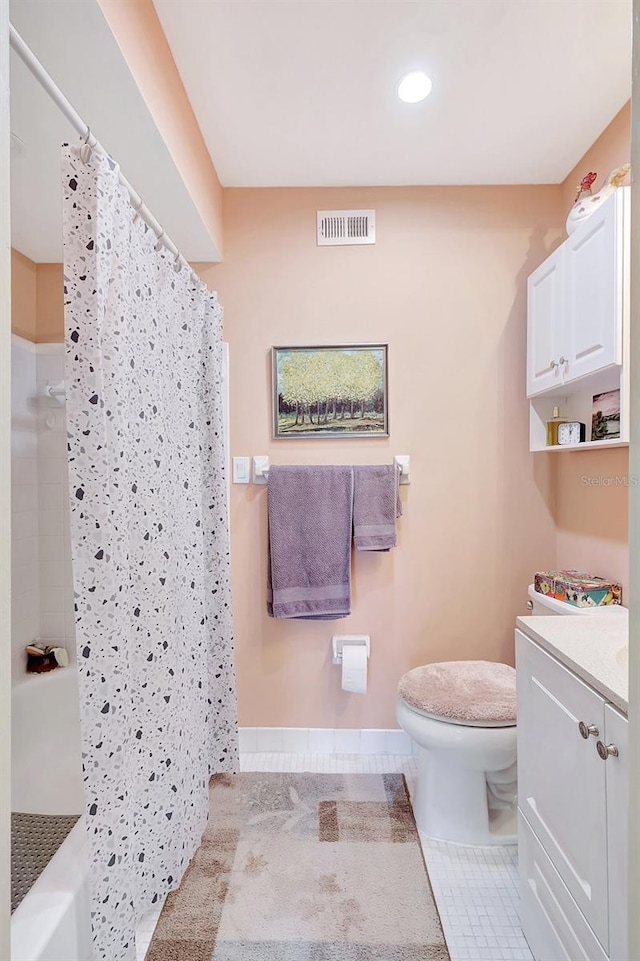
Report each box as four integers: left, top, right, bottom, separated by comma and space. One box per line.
398, 660, 517, 725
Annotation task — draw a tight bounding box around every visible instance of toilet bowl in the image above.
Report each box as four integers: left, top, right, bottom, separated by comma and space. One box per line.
398, 586, 628, 846
397, 696, 517, 845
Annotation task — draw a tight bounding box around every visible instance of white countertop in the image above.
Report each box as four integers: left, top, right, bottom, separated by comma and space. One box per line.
516, 613, 629, 715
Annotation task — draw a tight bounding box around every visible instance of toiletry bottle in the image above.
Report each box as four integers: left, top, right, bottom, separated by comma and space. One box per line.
546, 406, 566, 446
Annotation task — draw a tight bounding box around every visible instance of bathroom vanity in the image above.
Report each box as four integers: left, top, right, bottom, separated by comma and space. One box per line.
515, 615, 628, 961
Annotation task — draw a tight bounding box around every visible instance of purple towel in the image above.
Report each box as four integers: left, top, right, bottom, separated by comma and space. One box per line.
353, 465, 402, 551
267, 466, 353, 619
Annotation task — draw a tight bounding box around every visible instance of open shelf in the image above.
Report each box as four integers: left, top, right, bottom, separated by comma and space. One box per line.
529, 365, 628, 453
534, 438, 628, 453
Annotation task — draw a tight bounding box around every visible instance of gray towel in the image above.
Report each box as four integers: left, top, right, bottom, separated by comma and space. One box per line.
353, 465, 402, 551
267, 466, 353, 619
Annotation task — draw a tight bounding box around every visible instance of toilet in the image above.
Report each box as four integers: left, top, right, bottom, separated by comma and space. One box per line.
397, 584, 626, 846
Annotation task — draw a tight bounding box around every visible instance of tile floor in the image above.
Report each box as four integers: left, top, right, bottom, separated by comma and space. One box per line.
135, 753, 533, 961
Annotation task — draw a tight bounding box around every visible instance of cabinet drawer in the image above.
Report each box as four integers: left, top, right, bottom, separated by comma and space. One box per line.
516, 631, 609, 947
519, 811, 608, 961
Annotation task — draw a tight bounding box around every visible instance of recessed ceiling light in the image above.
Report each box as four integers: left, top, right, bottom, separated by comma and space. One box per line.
398, 72, 432, 104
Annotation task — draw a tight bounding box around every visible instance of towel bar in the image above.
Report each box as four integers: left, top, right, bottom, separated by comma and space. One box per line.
251, 455, 410, 485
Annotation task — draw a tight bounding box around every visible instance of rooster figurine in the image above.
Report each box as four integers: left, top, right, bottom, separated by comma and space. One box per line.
574, 171, 598, 204
566, 164, 630, 234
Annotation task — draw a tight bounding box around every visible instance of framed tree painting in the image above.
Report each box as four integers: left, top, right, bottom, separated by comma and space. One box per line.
272, 344, 389, 439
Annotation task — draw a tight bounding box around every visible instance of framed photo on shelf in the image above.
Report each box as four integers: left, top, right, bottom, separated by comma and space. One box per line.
591, 389, 621, 441
272, 344, 389, 439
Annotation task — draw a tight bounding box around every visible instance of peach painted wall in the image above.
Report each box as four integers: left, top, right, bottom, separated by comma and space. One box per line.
11, 249, 36, 341
35, 263, 64, 343
97, 0, 224, 259
201, 185, 562, 728
555, 102, 631, 598
10, 251, 64, 343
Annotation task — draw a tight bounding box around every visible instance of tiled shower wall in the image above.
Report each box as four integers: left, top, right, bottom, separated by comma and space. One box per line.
11, 336, 40, 682
11, 337, 74, 683
36, 344, 75, 657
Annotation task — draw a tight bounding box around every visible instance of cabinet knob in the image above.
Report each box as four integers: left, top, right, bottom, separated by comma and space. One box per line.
550, 360, 557, 369
526, 599, 533, 610
596, 740, 619, 760
578, 721, 599, 739
559, 356, 567, 366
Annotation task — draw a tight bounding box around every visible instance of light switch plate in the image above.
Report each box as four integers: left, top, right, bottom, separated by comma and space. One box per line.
232, 456, 250, 484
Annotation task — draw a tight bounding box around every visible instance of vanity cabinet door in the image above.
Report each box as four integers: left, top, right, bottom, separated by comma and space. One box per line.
563, 190, 625, 383
516, 631, 609, 949
604, 703, 628, 961
527, 246, 564, 396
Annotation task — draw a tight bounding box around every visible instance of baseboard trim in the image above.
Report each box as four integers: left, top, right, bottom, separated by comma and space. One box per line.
239, 727, 416, 756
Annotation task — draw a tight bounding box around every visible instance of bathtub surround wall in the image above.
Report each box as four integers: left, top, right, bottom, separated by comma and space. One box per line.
10, 336, 38, 681
10, 337, 76, 683
62, 147, 237, 961
36, 344, 75, 653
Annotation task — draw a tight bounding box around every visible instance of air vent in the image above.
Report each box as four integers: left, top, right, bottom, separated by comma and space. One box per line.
317, 209, 376, 246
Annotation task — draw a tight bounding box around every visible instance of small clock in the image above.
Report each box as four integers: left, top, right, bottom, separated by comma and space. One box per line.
557, 421, 586, 445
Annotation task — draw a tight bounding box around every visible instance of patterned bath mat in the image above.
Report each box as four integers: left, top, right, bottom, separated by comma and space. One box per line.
146, 772, 450, 961
11, 812, 80, 912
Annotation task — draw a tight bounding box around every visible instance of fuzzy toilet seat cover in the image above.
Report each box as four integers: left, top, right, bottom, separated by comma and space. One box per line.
398, 660, 517, 726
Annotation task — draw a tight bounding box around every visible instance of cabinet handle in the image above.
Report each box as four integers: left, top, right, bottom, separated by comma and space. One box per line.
526, 599, 533, 610
578, 721, 599, 739
596, 740, 619, 760
550, 360, 557, 369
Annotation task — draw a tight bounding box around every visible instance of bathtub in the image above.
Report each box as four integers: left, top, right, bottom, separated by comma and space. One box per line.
11, 668, 93, 961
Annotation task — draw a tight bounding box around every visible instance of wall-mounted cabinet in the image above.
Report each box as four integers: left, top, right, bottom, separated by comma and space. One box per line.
526, 188, 629, 452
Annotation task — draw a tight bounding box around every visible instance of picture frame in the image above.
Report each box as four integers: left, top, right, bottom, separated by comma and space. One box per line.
591, 389, 621, 441
272, 344, 389, 439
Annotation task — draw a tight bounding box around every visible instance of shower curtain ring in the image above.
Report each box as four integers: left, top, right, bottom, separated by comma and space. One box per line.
154, 228, 166, 252
79, 126, 92, 164
132, 198, 144, 224
173, 251, 183, 273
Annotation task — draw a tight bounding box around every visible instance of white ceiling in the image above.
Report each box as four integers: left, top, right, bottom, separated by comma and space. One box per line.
153, 0, 631, 187
10, 0, 219, 263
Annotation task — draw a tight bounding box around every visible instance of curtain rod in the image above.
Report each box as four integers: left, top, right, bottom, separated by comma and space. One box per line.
9, 22, 200, 284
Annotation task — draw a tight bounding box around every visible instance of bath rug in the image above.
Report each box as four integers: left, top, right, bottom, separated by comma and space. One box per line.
11, 812, 79, 912
146, 772, 450, 960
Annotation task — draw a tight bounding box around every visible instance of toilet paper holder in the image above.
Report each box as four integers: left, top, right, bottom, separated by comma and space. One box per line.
332, 635, 370, 665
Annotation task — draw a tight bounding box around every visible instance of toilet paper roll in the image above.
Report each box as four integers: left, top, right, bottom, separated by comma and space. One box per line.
341, 643, 368, 694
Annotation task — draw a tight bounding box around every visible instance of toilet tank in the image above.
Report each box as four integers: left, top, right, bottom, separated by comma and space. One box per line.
527, 584, 627, 616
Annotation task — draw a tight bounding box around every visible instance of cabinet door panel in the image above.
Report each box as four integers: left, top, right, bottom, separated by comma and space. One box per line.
519, 813, 608, 961
563, 192, 623, 382
605, 703, 628, 961
516, 631, 609, 948
527, 247, 563, 395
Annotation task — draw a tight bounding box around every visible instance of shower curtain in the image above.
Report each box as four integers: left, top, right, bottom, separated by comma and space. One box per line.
62, 146, 238, 961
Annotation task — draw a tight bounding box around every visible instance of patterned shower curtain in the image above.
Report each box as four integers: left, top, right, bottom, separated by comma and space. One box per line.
62, 146, 238, 961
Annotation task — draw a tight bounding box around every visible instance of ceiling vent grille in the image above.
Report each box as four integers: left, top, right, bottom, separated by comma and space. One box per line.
317, 209, 376, 246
